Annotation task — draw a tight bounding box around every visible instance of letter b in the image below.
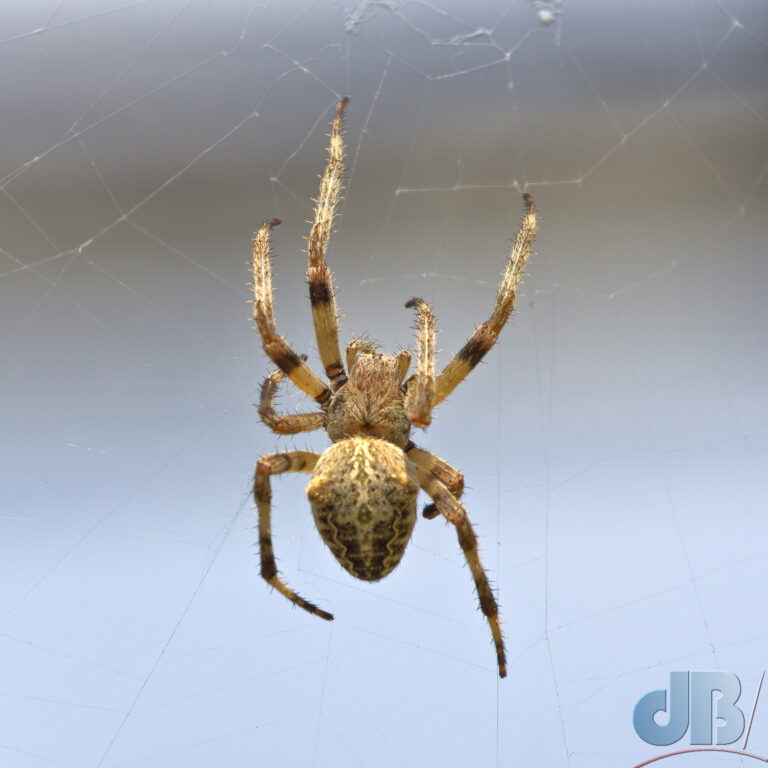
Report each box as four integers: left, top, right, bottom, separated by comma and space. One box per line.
690, 671, 744, 745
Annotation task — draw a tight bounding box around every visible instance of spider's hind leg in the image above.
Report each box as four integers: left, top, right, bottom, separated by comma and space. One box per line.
406, 444, 464, 519
412, 464, 506, 678
254, 450, 332, 621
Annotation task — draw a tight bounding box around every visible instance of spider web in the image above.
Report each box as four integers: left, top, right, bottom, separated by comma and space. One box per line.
1, 1, 767, 766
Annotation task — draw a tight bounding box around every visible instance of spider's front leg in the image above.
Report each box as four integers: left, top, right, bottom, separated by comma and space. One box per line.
434, 193, 537, 405
254, 450, 333, 621
307, 97, 349, 392
252, 219, 333, 406
413, 465, 506, 678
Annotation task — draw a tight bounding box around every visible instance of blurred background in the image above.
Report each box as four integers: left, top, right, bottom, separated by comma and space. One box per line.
1, 1, 767, 766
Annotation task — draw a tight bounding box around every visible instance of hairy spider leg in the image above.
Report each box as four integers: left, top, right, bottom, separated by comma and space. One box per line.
307, 97, 349, 392
433, 193, 537, 407
404, 298, 436, 428
253, 450, 333, 621
258, 369, 326, 435
406, 444, 464, 519
414, 465, 507, 678
252, 218, 333, 406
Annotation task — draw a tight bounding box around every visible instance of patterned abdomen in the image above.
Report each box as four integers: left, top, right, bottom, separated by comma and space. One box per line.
306, 437, 419, 581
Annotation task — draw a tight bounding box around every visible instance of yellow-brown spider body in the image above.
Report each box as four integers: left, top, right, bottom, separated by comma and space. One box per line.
315, 349, 418, 580
308, 436, 419, 581
249, 97, 537, 678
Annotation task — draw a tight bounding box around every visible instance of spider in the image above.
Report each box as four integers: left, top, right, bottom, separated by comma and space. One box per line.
251, 97, 537, 678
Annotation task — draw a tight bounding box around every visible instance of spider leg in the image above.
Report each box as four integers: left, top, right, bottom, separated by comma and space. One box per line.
258, 369, 326, 435
404, 298, 436, 427
434, 194, 536, 406
307, 97, 349, 392
405, 444, 464, 519
252, 218, 333, 406
413, 464, 506, 678
254, 450, 333, 621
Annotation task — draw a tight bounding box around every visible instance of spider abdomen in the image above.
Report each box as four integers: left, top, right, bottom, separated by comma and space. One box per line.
306, 437, 419, 581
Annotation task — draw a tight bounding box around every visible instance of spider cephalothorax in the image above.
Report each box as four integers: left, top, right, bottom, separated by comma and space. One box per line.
326, 347, 412, 447
250, 98, 537, 677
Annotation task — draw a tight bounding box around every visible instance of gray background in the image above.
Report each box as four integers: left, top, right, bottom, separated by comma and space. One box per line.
2, 0, 768, 766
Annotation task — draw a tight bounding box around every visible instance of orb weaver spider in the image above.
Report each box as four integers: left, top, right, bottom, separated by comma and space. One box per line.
251, 98, 537, 677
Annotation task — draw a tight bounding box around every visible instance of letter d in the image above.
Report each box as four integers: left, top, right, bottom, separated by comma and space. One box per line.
634, 671, 690, 746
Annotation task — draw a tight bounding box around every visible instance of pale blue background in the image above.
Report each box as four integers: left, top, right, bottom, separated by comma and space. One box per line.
1, 1, 767, 766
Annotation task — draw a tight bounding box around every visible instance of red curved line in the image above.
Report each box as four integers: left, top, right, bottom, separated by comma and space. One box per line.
635, 747, 768, 767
